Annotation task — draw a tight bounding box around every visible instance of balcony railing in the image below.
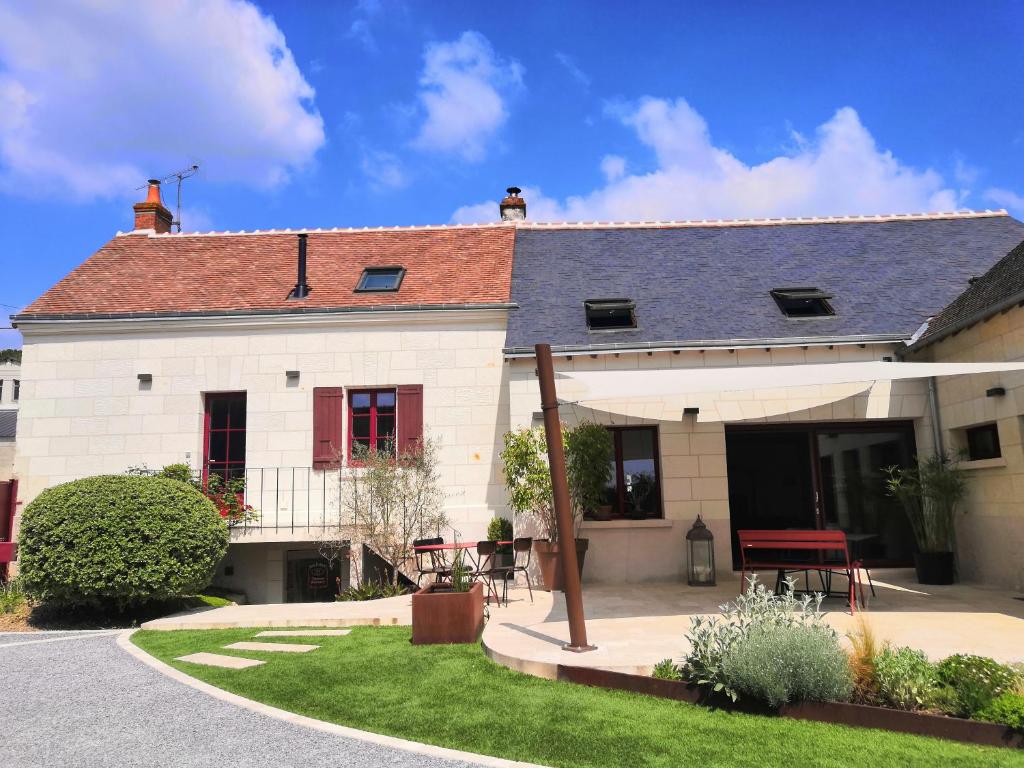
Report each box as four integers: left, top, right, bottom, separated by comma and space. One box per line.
236, 466, 345, 533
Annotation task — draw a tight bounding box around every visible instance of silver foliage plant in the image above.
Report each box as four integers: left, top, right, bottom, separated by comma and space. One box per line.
681, 575, 839, 702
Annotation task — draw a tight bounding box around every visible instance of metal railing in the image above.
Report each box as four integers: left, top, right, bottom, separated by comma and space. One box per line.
236, 466, 345, 533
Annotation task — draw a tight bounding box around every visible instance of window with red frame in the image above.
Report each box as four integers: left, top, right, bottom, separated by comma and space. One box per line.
348, 389, 396, 459
204, 392, 246, 482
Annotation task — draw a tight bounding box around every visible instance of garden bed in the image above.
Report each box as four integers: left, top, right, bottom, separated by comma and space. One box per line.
558, 665, 1024, 750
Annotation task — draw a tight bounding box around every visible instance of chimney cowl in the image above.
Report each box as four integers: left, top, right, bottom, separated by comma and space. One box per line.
133, 179, 173, 234
499, 186, 526, 221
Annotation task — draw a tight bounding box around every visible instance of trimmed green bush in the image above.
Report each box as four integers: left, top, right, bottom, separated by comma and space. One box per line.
874, 647, 938, 710
974, 692, 1024, 730
18, 475, 228, 609
651, 659, 683, 681
720, 624, 853, 707
936, 654, 1020, 717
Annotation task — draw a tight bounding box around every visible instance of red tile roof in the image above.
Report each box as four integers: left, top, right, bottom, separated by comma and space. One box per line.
21, 226, 516, 318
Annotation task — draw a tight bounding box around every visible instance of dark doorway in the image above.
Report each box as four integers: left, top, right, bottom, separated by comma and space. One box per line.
726, 422, 917, 569
285, 549, 348, 603
726, 430, 816, 567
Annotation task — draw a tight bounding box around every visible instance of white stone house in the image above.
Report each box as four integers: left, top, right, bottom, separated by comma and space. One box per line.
0, 358, 19, 480
11, 181, 1024, 600
12, 183, 517, 603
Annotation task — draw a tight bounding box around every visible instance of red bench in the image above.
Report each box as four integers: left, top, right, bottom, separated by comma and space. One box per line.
736, 529, 865, 613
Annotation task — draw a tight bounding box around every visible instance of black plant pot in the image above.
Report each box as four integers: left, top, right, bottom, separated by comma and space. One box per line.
914, 552, 955, 585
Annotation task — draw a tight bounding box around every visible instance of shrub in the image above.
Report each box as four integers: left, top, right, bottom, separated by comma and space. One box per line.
974, 693, 1024, 730
936, 654, 1020, 717
1, 578, 27, 614
651, 659, 682, 681
721, 624, 852, 707
487, 516, 514, 554
681, 575, 835, 702
18, 475, 228, 610
847, 614, 882, 704
336, 581, 408, 602
873, 646, 938, 710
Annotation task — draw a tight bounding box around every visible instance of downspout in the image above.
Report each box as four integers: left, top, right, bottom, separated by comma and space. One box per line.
927, 376, 944, 456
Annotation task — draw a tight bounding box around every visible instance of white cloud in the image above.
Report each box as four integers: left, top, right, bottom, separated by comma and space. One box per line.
453, 98, 966, 223
360, 149, 407, 191
984, 187, 1024, 213
347, 0, 382, 52
412, 31, 523, 162
554, 52, 590, 87
0, 0, 325, 199
600, 155, 626, 182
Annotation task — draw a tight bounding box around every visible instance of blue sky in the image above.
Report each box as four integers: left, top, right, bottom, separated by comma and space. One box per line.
1, 1, 1022, 348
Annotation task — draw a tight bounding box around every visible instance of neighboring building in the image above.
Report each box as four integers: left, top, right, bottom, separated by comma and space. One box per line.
13, 182, 516, 603
0, 359, 19, 480
504, 212, 1024, 583
11, 179, 1024, 599
906, 239, 1024, 591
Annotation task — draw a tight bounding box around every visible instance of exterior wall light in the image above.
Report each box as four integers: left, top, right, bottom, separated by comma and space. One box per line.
137, 373, 152, 383
683, 407, 700, 416
286, 370, 300, 381
986, 386, 1006, 397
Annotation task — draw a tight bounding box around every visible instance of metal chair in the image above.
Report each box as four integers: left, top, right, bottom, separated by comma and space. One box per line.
502, 537, 533, 604
413, 536, 449, 586
472, 540, 503, 606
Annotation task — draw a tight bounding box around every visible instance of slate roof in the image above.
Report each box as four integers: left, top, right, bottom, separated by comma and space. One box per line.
18, 226, 516, 319
0, 409, 16, 440
505, 212, 1024, 354
914, 239, 1024, 346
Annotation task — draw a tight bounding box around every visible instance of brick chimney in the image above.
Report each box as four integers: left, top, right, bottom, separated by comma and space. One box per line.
499, 186, 526, 221
133, 179, 173, 233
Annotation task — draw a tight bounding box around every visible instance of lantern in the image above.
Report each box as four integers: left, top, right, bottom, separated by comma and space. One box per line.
686, 515, 716, 586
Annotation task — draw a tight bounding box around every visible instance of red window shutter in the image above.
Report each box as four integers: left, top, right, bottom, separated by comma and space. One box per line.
396, 384, 424, 456
312, 387, 344, 469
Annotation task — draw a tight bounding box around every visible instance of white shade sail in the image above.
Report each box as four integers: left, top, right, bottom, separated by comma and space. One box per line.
559, 361, 1024, 402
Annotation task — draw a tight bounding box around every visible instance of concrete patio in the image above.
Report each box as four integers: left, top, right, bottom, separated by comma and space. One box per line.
481, 569, 1024, 678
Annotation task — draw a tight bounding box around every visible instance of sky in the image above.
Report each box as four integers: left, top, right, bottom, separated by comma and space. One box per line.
1, 0, 1022, 348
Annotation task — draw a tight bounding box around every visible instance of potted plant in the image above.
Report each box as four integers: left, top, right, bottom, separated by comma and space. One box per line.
487, 515, 515, 569
500, 422, 613, 591
411, 551, 484, 644
885, 454, 968, 585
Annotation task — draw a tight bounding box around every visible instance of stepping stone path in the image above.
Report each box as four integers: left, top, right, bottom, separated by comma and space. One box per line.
175, 629, 348, 669
256, 629, 351, 637
176, 652, 265, 669
224, 641, 319, 653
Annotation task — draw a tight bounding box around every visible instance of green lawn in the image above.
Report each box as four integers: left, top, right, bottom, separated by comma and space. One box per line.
132, 627, 1024, 768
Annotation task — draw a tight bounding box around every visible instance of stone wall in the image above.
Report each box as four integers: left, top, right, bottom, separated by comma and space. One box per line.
909, 306, 1024, 591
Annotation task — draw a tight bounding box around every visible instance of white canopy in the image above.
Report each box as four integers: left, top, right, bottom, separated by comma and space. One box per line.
559, 361, 1024, 403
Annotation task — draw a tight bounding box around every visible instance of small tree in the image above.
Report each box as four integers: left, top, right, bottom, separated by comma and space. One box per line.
334, 438, 447, 587
885, 454, 968, 553
501, 421, 614, 542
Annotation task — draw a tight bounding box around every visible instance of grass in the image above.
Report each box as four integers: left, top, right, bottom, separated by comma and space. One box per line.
132, 626, 1024, 768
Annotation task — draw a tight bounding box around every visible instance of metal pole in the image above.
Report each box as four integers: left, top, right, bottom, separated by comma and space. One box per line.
535, 343, 595, 652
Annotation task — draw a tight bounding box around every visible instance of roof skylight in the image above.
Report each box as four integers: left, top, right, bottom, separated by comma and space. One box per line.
356, 266, 405, 292
585, 298, 637, 331
771, 287, 835, 318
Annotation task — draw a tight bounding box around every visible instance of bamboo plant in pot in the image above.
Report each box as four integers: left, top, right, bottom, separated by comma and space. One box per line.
500, 422, 614, 591
884, 454, 968, 585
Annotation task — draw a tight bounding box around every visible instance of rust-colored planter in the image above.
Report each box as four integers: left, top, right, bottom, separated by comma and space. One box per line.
411, 581, 484, 645
533, 538, 588, 592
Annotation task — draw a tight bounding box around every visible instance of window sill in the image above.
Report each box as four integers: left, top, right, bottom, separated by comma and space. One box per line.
581, 519, 673, 530
960, 457, 1007, 471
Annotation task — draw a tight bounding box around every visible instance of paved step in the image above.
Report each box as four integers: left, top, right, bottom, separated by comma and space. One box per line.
176, 652, 264, 669
255, 629, 351, 638
224, 641, 319, 653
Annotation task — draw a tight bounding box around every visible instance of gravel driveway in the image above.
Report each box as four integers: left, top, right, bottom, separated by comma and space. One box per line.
0, 631, 487, 768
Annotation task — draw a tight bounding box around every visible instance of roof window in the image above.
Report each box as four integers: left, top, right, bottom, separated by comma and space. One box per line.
356, 267, 405, 292
585, 299, 637, 331
771, 287, 834, 318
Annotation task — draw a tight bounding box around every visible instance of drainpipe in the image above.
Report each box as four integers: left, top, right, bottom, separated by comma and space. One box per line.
927, 376, 944, 456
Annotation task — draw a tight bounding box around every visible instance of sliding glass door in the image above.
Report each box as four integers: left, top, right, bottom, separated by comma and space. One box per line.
726, 422, 916, 568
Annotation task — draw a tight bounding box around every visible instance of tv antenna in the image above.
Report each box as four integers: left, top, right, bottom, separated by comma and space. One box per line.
137, 163, 200, 232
